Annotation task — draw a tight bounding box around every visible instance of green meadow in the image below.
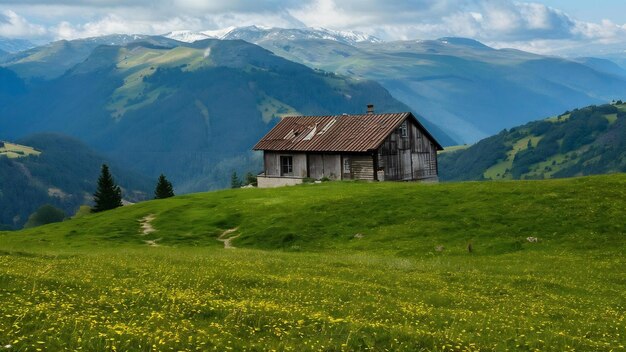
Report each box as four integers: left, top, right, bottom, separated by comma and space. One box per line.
0, 142, 40, 159
1, 175, 625, 351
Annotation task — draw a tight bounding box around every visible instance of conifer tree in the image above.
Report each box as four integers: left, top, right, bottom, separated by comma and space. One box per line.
154, 174, 175, 199
231, 171, 242, 189
92, 164, 123, 213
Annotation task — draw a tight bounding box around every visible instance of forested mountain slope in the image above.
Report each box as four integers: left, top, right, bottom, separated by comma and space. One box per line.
0, 38, 435, 191
439, 102, 626, 181
0, 133, 151, 229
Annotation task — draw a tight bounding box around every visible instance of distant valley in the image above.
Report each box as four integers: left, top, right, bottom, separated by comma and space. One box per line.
217, 27, 626, 143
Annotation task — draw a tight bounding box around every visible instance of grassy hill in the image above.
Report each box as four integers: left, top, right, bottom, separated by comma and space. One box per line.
439, 102, 626, 181
1, 176, 624, 350
0, 133, 151, 229
0, 35, 150, 80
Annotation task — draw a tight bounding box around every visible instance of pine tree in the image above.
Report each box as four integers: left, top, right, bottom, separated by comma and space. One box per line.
154, 174, 175, 199
231, 171, 242, 189
92, 164, 123, 213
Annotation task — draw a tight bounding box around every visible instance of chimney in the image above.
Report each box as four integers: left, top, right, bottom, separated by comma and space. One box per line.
367, 104, 374, 114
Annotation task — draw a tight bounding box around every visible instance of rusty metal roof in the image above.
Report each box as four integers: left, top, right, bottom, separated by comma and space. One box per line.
253, 112, 443, 152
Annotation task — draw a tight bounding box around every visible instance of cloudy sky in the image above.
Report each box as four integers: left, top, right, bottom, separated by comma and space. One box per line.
0, 0, 625, 55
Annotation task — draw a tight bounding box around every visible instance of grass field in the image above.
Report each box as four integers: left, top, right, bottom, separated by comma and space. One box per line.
1, 176, 625, 351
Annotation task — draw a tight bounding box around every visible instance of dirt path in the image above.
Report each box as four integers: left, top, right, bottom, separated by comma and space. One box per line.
217, 228, 240, 249
139, 214, 156, 235
139, 215, 160, 247
143, 238, 162, 247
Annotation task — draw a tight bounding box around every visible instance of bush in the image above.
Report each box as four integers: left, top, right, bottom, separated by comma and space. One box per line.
595, 104, 618, 115
72, 205, 92, 219
244, 172, 258, 187
529, 121, 552, 135
24, 204, 66, 228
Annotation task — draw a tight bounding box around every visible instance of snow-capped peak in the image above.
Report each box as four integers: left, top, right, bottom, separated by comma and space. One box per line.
200, 26, 237, 39
163, 26, 383, 45
311, 27, 382, 44
163, 30, 213, 43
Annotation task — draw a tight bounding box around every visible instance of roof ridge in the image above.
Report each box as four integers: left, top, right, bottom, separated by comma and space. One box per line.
280, 112, 411, 119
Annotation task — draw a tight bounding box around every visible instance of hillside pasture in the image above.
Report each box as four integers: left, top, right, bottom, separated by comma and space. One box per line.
0, 176, 625, 351
0, 141, 40, 159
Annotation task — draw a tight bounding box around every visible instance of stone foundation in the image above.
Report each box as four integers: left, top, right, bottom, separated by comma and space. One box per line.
257, 176, 304, 188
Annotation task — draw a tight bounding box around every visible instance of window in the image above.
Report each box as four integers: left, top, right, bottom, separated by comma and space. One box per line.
399, 121, 408, 138
343, 158, 351, 173
280, 156, 293, 176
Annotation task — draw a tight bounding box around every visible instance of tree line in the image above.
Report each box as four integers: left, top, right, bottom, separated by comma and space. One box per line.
92, 165, 176, 212
23, 165, 177, 228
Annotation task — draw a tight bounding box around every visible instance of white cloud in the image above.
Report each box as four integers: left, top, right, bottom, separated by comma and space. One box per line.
46, 11, 304, 40
0, 0, 625, 55
573, 19, 626, 43
50, 14, 206, 40
386, 1, 578, 42
0, 9, 46, 38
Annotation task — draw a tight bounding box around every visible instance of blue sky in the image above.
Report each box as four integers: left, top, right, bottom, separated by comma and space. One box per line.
0, 0, 624, 55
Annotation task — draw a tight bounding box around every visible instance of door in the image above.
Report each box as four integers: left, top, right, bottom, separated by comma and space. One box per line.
308, 154, 324, 179
400, 150, 412, 180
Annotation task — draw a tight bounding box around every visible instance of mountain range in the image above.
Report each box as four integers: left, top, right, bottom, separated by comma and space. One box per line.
1, 26, 626, 196
131, 26, 626, 143
3, 27, 626, 144
213, 27, 626, 143
0, 37, 420, 193
164, 26, 382, 46
0, 37, 34, 53
0, 34, 149, 79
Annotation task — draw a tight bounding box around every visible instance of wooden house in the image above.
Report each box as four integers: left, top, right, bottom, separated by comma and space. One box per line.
253, 105, 443, 188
